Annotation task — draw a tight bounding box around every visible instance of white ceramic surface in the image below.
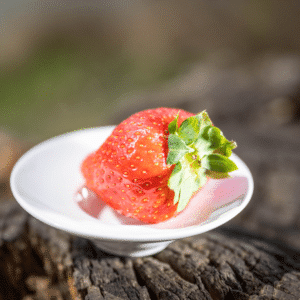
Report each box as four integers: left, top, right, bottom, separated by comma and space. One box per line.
10, 126, 254, 257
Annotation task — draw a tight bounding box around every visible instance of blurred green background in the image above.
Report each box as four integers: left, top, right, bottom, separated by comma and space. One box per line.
1, 0, 300, 142
2, 0, 300, 251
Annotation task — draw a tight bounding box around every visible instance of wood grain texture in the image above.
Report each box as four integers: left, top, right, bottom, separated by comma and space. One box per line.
1, 201, 300, 300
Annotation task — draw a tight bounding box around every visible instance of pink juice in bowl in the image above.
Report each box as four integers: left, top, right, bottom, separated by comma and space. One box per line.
75, 175, 248, 229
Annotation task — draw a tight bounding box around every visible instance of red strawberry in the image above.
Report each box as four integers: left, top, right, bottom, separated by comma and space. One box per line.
81, 108, 237, 224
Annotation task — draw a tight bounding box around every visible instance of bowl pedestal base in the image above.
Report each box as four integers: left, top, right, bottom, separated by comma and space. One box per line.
92, 239, 173, 257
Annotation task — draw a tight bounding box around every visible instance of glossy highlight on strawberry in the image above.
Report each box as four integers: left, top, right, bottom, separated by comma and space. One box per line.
81, 108, 238, 224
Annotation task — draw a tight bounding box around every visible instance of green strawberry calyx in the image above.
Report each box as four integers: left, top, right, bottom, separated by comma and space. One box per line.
167, 110, 238, 212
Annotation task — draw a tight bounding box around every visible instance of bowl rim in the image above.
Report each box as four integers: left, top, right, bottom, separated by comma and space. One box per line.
10, 126, 254, 243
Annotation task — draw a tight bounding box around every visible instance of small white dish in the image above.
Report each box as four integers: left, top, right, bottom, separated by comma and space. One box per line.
10, 126, 254, 257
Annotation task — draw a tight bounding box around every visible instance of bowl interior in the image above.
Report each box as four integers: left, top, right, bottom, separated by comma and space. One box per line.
11, 126, 253, 242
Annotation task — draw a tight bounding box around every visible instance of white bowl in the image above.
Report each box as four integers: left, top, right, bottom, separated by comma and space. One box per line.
10, 126, 254, 257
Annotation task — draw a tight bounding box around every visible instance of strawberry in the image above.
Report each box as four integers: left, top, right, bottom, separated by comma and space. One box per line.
81, 108, 237, 224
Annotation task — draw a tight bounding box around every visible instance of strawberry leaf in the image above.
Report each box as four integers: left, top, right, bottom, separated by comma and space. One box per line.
207, 127, 223, 149
168, 113, 179, 134
176, 166, 207, 212
218, 140, 237, 157
167, 134, 193, 165
202, 154, 238, 173
205, 170, 230, 179
195, 110, 213, 129
193, 136, 213, 158
176, 175, 200, 212
168, 159, 208, 212
200, 125, 223, 147
168, 163, 183, 204
193, 126, 222, 157
177, 116, 200, 145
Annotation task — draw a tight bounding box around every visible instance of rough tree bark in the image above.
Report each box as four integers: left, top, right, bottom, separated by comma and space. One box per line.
0, 201, 300, 300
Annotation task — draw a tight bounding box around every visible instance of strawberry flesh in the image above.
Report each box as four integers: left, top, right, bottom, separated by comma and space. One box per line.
81, 108, 194, 224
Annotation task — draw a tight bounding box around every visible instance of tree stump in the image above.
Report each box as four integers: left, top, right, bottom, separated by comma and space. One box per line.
1, 201, 300, 300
